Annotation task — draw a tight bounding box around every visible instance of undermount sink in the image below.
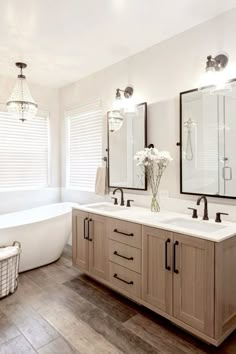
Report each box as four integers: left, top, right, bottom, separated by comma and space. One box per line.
161, 217, 227, 233
87, 203, 126, 212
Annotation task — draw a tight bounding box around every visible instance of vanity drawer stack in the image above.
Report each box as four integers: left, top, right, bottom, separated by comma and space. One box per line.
107, 218, 142, 297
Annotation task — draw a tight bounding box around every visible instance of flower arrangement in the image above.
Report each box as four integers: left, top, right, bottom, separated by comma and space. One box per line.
134, 147, 173, 212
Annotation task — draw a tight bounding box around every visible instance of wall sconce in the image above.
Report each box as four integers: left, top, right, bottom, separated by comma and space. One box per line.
199, 53, 232, 93
112, 86, 137, 116
108, 85, 137, 132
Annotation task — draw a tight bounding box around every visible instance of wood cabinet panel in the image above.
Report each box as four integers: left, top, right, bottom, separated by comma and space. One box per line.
88, 213, 108, 280
173, 233, 214, 337
109, 240, 142, 273
215, 237, 236, 339
108, 218, 142, 249
142, 226, 172, 315
109, 262, 141, 298
72, 210, 89, 270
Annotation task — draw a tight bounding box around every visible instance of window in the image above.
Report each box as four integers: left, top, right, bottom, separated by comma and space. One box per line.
65, 101, 103, 191
0, 108, 49, 189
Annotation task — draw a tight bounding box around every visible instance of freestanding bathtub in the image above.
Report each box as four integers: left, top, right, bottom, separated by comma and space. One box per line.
0, 202, 77, 272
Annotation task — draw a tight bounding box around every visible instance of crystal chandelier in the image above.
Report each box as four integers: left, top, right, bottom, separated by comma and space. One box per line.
6, 62, 38, 122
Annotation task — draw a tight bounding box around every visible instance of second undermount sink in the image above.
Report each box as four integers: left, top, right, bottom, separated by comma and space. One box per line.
161, 217, 227, 233
86, 203, 127, 213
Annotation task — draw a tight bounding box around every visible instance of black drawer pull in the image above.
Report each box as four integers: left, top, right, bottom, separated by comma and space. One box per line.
173, 241, 179, 274
113, 251, 134, 261
113, 273, 134, 285
165, 238, 171, 271
113, 229, 134, 237
83, 217, 88, 239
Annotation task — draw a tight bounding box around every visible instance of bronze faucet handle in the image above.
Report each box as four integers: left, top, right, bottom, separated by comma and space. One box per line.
215, 212, 229, 223
188, 207, 198, 219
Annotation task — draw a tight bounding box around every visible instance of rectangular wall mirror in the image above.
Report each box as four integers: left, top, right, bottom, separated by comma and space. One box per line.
108, 102, 147, 190
180, 79, 236, 198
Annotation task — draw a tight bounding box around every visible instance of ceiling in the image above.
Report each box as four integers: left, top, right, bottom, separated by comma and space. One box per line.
0, 0, 236, 88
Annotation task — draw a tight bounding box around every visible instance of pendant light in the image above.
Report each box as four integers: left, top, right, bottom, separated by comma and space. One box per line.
108, 110, 123, 132
6, 62, 38, 122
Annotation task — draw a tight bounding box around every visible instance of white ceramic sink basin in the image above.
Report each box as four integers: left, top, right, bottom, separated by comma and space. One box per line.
86, 203, 126, 213
161, 217, 227, 233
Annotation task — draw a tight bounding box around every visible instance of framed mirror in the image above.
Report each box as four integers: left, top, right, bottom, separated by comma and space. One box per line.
107, 102, 147, 190
180, 79, 236, 198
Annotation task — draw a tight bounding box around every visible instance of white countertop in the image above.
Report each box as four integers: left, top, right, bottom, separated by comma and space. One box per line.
73, 203, 236, 242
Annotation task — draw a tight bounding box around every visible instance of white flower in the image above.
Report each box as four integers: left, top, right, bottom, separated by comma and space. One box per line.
134, 147, 173, 167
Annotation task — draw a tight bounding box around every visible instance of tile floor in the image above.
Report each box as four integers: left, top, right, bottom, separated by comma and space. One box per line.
0, 246, 236, 354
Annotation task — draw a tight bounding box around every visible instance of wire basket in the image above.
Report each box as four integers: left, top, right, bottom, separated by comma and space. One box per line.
0, 241, 21, 299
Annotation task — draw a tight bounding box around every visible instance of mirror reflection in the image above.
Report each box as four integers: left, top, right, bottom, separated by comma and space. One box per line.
108, 102, 147, 190
180, 80, 236, 198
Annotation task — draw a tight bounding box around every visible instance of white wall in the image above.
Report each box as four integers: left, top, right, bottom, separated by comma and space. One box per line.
59, 8, 236, 218
0, 76, 60, 213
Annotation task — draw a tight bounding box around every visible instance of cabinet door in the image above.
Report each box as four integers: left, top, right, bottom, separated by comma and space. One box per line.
142, 226, 173, 315
88, 213, 108, 280
72, 210, 89, 270
173, 233, 214, 336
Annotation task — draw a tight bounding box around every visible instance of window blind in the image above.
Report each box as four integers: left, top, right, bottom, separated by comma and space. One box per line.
0, 110, 49, 189
65, 101, 103, 191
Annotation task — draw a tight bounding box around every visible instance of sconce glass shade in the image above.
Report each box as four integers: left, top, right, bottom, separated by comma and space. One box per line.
122, 96, 138, 116
6, 65, 38, 122
108, 110, 123, 132
112, 96, 123, 111
199, 68, 218, 91
199, 70, 232, 94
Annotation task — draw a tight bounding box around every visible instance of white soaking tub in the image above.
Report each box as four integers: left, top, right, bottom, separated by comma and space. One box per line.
0, 202, 77, 272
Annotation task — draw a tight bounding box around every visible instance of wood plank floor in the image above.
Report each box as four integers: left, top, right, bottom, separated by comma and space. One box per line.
0, 246, 236, 354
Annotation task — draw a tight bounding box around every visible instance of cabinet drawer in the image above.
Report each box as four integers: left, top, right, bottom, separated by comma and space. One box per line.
109, 262, 141, 298
109, 240, 141, 273
108, 218, 142, 249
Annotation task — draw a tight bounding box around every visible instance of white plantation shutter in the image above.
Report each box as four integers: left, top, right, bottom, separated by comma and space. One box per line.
65, 101, 103, 191
0, 109, 49, 189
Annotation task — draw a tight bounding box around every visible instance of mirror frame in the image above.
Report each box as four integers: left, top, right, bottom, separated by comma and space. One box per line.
107, 102, 148, 191
179, 81, 236, 200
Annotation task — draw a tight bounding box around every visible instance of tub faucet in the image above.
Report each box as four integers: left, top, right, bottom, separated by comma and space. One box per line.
113, 188, 125, 206
196, 195, 209, 220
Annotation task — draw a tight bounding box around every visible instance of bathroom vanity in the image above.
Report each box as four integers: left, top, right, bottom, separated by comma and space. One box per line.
72, 203, 236, 346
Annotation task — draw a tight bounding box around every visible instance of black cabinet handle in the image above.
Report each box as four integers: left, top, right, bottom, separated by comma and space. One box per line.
83, 217, 88, 239
165, 238, 171, 271
173, 241, 179, 274
88, 219, 93, 242
113, 273, 134, 285
113, 251, 134, 261
113, 229, 134, 237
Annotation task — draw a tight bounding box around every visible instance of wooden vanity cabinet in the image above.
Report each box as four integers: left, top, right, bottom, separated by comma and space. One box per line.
72, 209, 236, 346
72, 210, 108, 280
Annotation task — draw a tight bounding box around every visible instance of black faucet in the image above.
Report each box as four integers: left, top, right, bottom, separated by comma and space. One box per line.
196, 196, 209, 220
113, 188, 125, 206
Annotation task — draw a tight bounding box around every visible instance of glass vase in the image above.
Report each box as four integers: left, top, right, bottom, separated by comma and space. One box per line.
150, 194, 160, 212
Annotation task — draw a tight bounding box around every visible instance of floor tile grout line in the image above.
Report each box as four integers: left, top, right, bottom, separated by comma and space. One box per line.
35, 301, 122, 354
0, 333, 37, 353
63, 277, 139, 320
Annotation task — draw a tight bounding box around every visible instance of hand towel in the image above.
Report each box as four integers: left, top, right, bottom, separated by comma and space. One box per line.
95, 166, 108, 195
